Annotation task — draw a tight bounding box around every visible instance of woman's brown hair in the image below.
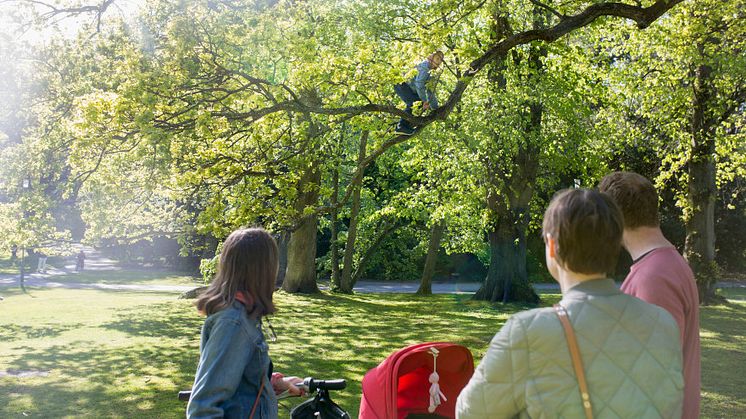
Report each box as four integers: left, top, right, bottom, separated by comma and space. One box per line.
542, 188, 624, 275
196, 228, 278, 318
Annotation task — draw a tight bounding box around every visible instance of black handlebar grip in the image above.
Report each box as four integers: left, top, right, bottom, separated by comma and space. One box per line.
307, 378, 346, 391
319, 379, 346, 390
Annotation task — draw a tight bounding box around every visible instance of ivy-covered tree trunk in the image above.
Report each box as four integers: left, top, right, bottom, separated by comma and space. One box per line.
282, 165, 321, 294
686, 62, 720, 304
339, 131, 368, 293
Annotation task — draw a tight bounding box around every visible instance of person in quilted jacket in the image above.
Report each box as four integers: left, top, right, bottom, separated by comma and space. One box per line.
456, 189, 684, 418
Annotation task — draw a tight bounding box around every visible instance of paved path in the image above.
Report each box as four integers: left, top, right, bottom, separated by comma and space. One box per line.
1, 245, 742, 294
0, 245, 195, 293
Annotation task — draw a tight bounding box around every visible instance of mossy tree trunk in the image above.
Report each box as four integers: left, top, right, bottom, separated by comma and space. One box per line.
473, 3, 542, 304
282, 165, 321, 294
685, 61, 721, 304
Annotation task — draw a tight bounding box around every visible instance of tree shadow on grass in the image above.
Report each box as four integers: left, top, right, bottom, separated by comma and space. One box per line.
700, 301, 746, 344
264, 292, 517, 416
699, 301, 746, 417
1, 290, 521, 417
90, 291, 517, 416
0, 341, 199, 418
0, 323, 86, 342
103, 302, 204, 339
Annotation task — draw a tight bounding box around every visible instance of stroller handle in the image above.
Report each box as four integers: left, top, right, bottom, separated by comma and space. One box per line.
178, 378, 347, 402
301, 377, 347, 392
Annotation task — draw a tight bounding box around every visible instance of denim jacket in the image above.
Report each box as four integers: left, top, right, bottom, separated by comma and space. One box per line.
406, 60, 439, 109
187, 300, 277, 419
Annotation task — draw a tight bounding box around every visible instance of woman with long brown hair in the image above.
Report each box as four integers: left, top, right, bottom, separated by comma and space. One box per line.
187, 228, 303, 418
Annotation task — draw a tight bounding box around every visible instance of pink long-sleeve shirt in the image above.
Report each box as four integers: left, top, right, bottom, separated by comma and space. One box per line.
621, 246, 701, 419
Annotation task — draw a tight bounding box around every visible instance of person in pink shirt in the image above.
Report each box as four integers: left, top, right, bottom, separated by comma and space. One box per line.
599, 171, 701, 418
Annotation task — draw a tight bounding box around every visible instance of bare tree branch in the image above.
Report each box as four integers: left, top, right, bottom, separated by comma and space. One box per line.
11, 0, 116, 33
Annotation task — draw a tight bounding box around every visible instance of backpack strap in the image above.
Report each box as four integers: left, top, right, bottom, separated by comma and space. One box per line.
554, 304, 593, 419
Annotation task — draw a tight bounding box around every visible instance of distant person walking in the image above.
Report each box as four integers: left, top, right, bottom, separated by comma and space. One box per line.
37, 251, 48, 273
75, 250, 86, 272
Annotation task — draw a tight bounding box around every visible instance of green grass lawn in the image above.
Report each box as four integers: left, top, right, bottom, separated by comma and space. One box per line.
0, 256, 24, 275
0, 279, 743, 418
59, 270, 204, 287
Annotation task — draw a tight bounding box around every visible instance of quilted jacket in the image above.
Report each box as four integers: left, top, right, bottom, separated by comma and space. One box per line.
456, 278, 684, 419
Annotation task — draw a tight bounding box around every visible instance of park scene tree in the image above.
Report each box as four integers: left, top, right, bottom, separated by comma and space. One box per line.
0, 0, 744, 417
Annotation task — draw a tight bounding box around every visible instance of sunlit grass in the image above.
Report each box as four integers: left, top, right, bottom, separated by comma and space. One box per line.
0, 255, 23, 275
699, 291, 746, 417
62, 270, 203, 286
0, 277, 743, 418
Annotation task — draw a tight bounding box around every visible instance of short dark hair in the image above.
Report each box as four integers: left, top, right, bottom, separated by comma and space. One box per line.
598, 171, 659, 228
196, 228, 278, 318
542, 189, 624, 275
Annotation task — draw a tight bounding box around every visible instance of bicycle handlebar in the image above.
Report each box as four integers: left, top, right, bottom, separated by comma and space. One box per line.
299, 377, 347, 392
177, 377, 346, 402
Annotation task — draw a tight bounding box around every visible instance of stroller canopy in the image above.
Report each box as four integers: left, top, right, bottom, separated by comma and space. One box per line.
359, 342, 474, 419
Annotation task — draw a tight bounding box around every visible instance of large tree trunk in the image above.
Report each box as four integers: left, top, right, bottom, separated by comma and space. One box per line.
417, 220, 446, 295
339, 131, 368, 293
685, 63, 720, 304
474, 191, 539, 304
282, 165, 321, 294
473, 3, 542, 304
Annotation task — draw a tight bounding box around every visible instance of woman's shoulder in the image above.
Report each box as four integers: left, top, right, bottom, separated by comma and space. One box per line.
205, 302, 262, 335
505, 307, 558, 334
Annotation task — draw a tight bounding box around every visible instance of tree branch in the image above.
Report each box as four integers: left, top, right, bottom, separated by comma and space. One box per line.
219, 0, 683, 130
528, 0, 566, 20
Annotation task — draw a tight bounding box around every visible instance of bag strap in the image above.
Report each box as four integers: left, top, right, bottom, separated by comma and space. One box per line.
249, 371, 266, 419
554, 304, 593, 419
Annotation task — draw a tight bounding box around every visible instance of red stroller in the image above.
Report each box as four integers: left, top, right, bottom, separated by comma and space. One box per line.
359, 342, 474, 419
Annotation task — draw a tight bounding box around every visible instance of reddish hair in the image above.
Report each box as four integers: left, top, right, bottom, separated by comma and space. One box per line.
598, 171, 660, 228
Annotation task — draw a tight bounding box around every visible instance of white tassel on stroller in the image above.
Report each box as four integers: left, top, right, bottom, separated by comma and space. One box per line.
428, 347, 447, 413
